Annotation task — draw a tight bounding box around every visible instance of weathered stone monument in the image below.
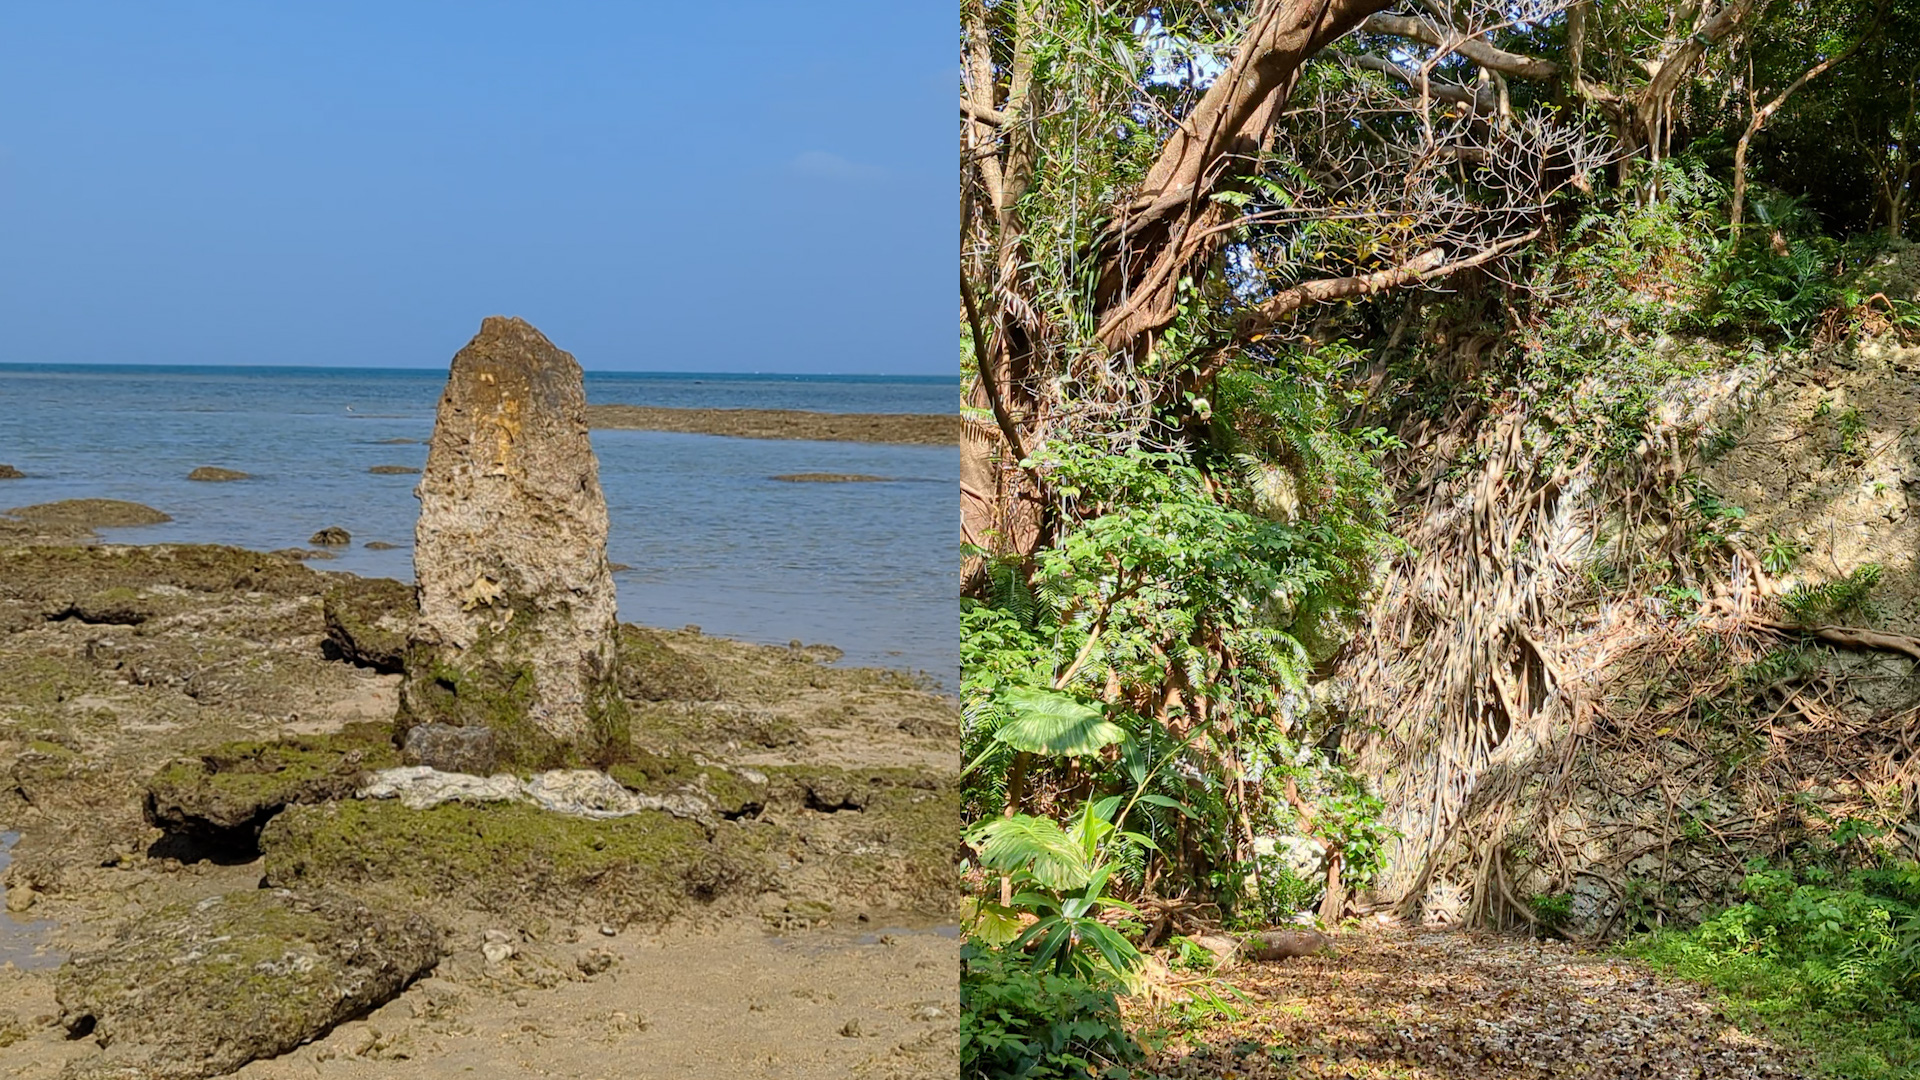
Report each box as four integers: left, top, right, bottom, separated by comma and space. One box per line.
398, 316, 627, 769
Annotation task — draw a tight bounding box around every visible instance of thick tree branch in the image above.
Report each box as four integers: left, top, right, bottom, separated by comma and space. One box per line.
1091, 0, 1396, 351
961, 98, 1007, 127
1349, 53, 1493, 112
1234, 228, 1540, 340
1635, 0, 1775, 161
1359, 12, 1560, 79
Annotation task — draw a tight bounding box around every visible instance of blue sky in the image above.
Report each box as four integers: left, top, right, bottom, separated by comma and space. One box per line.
0, 2, 948, 374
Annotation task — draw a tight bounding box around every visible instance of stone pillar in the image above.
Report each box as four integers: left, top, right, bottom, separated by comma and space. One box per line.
399, 316, 627, 769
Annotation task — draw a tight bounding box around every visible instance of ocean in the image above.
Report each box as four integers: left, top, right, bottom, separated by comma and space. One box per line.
0, 364, 958, 685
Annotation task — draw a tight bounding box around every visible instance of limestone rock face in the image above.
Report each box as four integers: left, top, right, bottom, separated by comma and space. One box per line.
401, 316, 626, 766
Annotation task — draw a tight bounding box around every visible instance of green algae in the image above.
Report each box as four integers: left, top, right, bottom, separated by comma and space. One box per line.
616, 624, 717, 702
55, 888, 439, 1080
396, 593, 630, 770
259, 798, 768, 925
606, 749, 766, 818
145, 724, 402, 839
320, 578, 413, 673
0, 544, 320, 603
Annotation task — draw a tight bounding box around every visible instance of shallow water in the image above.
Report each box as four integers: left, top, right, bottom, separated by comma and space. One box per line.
0, 832, 61, 970
0, 365, 958, 684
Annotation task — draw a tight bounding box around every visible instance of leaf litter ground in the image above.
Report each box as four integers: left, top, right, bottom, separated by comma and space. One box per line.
1135, 923, 1808, 1079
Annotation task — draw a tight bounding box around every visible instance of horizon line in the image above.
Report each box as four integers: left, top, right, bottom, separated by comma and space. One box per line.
0, 360, 957, 380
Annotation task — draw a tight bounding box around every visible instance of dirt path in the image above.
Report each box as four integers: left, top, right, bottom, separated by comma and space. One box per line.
1138, 923, 1808, 1079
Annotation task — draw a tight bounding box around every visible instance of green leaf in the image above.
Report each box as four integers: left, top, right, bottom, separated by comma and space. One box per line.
964, 898, 1025, 946
971, 814, 1092, 891
994, 687, 1128, 757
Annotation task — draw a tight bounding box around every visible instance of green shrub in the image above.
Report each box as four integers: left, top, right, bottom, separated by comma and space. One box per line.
1624, 861, 1920, 1078
1784, 563, 1883, 623
961, 941, 1142, 1080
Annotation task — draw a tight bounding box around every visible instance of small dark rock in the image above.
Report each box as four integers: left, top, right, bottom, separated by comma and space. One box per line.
186, 466, 249, 482
309, 526, 351, 546
0, 464, 21, 479
368, 464, 420, 475
374, 437, 419, 445
364, 540, 401, 550
402, 723, 499, 775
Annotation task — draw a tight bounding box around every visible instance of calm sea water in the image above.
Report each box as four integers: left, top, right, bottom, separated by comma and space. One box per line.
0, 365, 958, 685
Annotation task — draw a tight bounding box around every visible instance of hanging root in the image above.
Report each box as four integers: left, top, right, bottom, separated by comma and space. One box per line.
1338, 358, 1920, 937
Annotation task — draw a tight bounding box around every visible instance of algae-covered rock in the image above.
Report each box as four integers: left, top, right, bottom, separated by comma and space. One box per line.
401, 316, 627, 768
7, 500, 170, 527
770, 473, 891, 483
368, 464, 420, 475
186, 466, 248, 482
321, 576, 414, 673
144, 725, 401, 852
762, 765, 958, 912
55, 888, 440, 1080
608, 750, 764, 818
616, 624, 718, 702
0, 545, 319, 607
309, 526, 351, 546
63, 586, 152, 625
0, 464, 21, 479
261, 799, 766, 924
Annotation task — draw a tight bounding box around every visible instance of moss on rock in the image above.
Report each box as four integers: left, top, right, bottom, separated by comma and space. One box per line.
55, 888, 440, 1080
616, 624, 719, 702
145, 724, 401, 850
762, 765, 958, 912
66, 585, 152, 625
260, 798, 770, 925
0, 545, 321, 612
7, 499, 171, 527
398, 595, 631, 770
320, 577, 414, 673
607, 750, 766, 818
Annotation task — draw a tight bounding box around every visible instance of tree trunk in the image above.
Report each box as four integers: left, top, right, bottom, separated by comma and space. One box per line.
960, 0, 1395, 575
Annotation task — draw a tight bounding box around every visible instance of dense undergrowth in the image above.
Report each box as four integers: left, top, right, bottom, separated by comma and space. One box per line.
1625, 844, 1920, 1079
